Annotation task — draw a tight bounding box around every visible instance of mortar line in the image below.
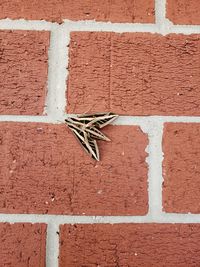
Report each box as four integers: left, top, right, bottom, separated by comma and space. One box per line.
2, 115, 200, 124
155, 0, 166, 29
45, 25, 68, 119
62, 20, 200, 35
146, 121, 164, 219
154, 0, 173, 35
0, 18, 200, 35
0, 18, 57, 30
54, 25, 69, 117
64, 28, 70, 112
45, 29, 58, 116
2, 213, 200, 223
137, 120, 164, 222
46, 222, 59, 267
62, 19, 159, 33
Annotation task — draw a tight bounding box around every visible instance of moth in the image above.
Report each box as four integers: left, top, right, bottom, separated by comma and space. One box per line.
65, 112, 118, 161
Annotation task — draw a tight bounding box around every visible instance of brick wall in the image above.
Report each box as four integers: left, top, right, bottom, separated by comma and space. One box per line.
1, 1, 200, 266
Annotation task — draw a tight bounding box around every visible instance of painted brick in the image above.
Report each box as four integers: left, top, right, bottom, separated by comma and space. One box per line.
0, 122, 148, 215
67, 32, 200, 116
0, 30, 49, 115
0, 0, 155, 23
163, 123, 200, 213
0, 223, 46, 267
59, 223, 200, 266
167, 0, 200, 25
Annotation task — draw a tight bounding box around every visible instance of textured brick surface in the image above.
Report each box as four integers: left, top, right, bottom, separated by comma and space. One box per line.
167, 0, 200, 25
0, 223, 46, 267
163, 123, 200, 213
67, 32, 200, 116
0, 0, 155, 23
60, 223, 200, 267
67, 32, 111, 112
0, 122, 148, 215
0, 30, 49, 115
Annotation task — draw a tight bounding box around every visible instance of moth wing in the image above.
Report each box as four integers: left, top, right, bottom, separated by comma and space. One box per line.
66, 122, 100, 161
77, 112, 108, 118
86, 113, 118, 128
84, 132, 100, 161
77, 113, 118, 127
67, 113, 118, 129
75, 113, 107, 125
85, 126, 110, 141
65, 117, 85, 127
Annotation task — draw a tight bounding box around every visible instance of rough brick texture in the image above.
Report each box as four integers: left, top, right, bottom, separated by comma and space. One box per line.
0, 223, 46, 267
67, 32, 200, 116
60, 223, 200, 267
163, 123, 200, 213
0, 0, 155, 23
167, 0, 200, 25
0, 30, 49, 115
0, 122, 148, 215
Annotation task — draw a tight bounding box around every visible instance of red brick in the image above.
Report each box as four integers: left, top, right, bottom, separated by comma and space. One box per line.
60, 223, 200, 267
0, 122, 148, 215
67, 32, 111, 112
0, 30, 49, 115
0, 223, 46, 267
167, 0, 200, 25
163, 123, 200, 213
0, 0, 155, 23
67, 32, 200, 116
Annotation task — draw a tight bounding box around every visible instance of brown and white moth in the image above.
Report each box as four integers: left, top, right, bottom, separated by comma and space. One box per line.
65, 112, 118, 161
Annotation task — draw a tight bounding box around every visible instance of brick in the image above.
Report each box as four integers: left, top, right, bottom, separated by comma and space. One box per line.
0, 122, 148, 215
0, 30, 49, 115
0, 0, 155, 23
67, 32, 111, 112
60, 223, 200, 266
67, 32, 200, 116
0, 223, 46, 267
163, 123, 200, 213
167, 0, 200, 25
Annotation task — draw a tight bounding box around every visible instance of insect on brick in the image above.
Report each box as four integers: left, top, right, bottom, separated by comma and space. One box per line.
65, 112, 118, 161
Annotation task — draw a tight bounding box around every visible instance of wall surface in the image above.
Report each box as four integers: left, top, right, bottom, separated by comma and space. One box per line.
0, 0, 200, 266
